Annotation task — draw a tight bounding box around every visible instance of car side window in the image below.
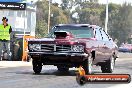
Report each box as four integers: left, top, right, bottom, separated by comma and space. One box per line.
95, 28, 102, 40
100, 29, 109, 41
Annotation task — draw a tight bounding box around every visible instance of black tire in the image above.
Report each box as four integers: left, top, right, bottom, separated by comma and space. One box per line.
83, 56, 92, 74
57, 66, 69, 72
101, 56, 115, 73
27, 55, 32, 62
32, 59, 42, 74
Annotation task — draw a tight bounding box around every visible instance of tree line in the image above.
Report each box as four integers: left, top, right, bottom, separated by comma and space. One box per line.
36, 0, 132, 45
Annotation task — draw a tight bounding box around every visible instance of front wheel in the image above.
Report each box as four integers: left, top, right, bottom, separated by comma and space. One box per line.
32, 59, 42, 74
101, 56, 115, 73
83, 56, 93, 74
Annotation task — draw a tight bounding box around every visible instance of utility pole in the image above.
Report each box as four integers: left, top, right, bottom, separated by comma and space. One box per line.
47, 0, 51, 34
105, 0, 108, 33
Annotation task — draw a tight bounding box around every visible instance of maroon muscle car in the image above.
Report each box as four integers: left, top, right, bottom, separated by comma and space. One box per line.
28, 24, 118, 74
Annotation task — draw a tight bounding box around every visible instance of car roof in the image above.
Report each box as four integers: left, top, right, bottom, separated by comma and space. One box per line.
58, 24, 90, 26
56, 24, 101, 29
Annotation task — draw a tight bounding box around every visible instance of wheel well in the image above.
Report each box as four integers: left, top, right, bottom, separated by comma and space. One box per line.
91, 51, 95, 60
112, 52, 117, 60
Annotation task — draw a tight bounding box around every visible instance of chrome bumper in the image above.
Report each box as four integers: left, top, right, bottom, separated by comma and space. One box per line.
28, 52, 88, 57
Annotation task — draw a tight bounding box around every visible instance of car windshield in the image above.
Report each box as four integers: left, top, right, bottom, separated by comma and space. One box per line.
48, 26, 94, 38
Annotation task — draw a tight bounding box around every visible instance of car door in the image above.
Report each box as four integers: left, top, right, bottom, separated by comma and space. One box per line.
93, 28, 105, 64
100, 29, 112, 59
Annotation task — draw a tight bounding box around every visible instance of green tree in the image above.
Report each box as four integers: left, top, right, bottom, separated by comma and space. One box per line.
36, 20, 48, 38
36, 0, 68, 38
36, 0, 132, 45
36, 1, 49, 37
116, 3, 132, 45
74, 1, 104, 25
50, 4, 68, 27
100, 3, 132, 45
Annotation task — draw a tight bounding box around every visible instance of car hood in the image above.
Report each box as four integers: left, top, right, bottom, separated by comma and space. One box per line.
28, 37, 95, 45
28, 31, 96, 44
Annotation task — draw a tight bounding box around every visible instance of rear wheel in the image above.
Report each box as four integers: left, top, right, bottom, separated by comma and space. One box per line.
83, 56, 93, 74
32, 59, 42, 74
101, 56, 115, 73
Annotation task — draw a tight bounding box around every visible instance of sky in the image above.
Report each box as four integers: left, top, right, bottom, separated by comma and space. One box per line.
52, 0, 132, 4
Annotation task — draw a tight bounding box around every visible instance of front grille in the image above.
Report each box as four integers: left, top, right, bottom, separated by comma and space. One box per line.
56, 45, 71, 52
41, 44, 71, 52
41, 44, 55, 51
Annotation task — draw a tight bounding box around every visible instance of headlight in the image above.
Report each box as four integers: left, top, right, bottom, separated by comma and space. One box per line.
71, 45, 84, 52
28, 44, 41, 51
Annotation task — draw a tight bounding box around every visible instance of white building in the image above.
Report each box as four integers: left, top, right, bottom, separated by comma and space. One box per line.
0, 0, 36, 36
